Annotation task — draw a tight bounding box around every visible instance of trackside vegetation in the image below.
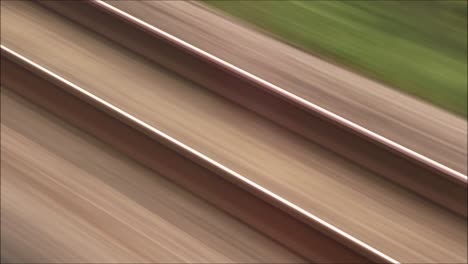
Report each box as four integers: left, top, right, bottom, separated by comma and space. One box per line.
205, 1, 468, 117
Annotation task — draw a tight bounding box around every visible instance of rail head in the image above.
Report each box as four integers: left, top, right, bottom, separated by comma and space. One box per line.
91, 0, 467, 185
1, 44, 400, 263
35, 0, 464, 218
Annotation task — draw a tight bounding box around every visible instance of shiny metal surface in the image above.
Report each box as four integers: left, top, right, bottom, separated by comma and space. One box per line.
1, 1, 466, 263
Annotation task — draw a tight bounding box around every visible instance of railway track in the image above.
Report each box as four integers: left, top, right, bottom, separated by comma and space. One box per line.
1, 87, 305, 263
2, 45, 375, 263
1, 1, 467, 263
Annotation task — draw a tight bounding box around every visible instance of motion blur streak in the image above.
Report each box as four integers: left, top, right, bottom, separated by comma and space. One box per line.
0, 43, 396, 263
98, 0, 466, 182
0, 88, 304, 263
1, 1, 466, 263
108, 0, 467, 175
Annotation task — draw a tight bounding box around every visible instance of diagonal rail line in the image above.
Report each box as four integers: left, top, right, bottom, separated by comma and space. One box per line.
1, 44, 399, 263
37, 0, 467, 217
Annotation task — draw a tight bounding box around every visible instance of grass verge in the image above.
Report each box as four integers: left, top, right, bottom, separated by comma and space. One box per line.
205, 0, 467, 117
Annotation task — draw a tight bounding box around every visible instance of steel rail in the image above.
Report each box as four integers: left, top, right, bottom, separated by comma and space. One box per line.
37, 0, 467, 217
1, 45, 400, 263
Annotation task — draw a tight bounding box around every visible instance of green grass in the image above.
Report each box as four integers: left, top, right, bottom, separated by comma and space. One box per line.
204, 0, 467, 117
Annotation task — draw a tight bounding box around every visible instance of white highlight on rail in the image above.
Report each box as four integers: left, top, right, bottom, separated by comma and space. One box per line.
94, 0, 467, 183
1, 44, 399, 264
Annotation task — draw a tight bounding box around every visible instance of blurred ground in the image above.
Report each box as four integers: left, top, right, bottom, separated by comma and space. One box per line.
0, 88, 304, 263
1, 2, 466, 263
207, 0, 468, 117
108, 0, 467, 175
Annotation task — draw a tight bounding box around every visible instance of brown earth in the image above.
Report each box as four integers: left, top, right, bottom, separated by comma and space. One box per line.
108, 1, 467, 175
1, 2, 466, 263
0, 88, 304, 263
